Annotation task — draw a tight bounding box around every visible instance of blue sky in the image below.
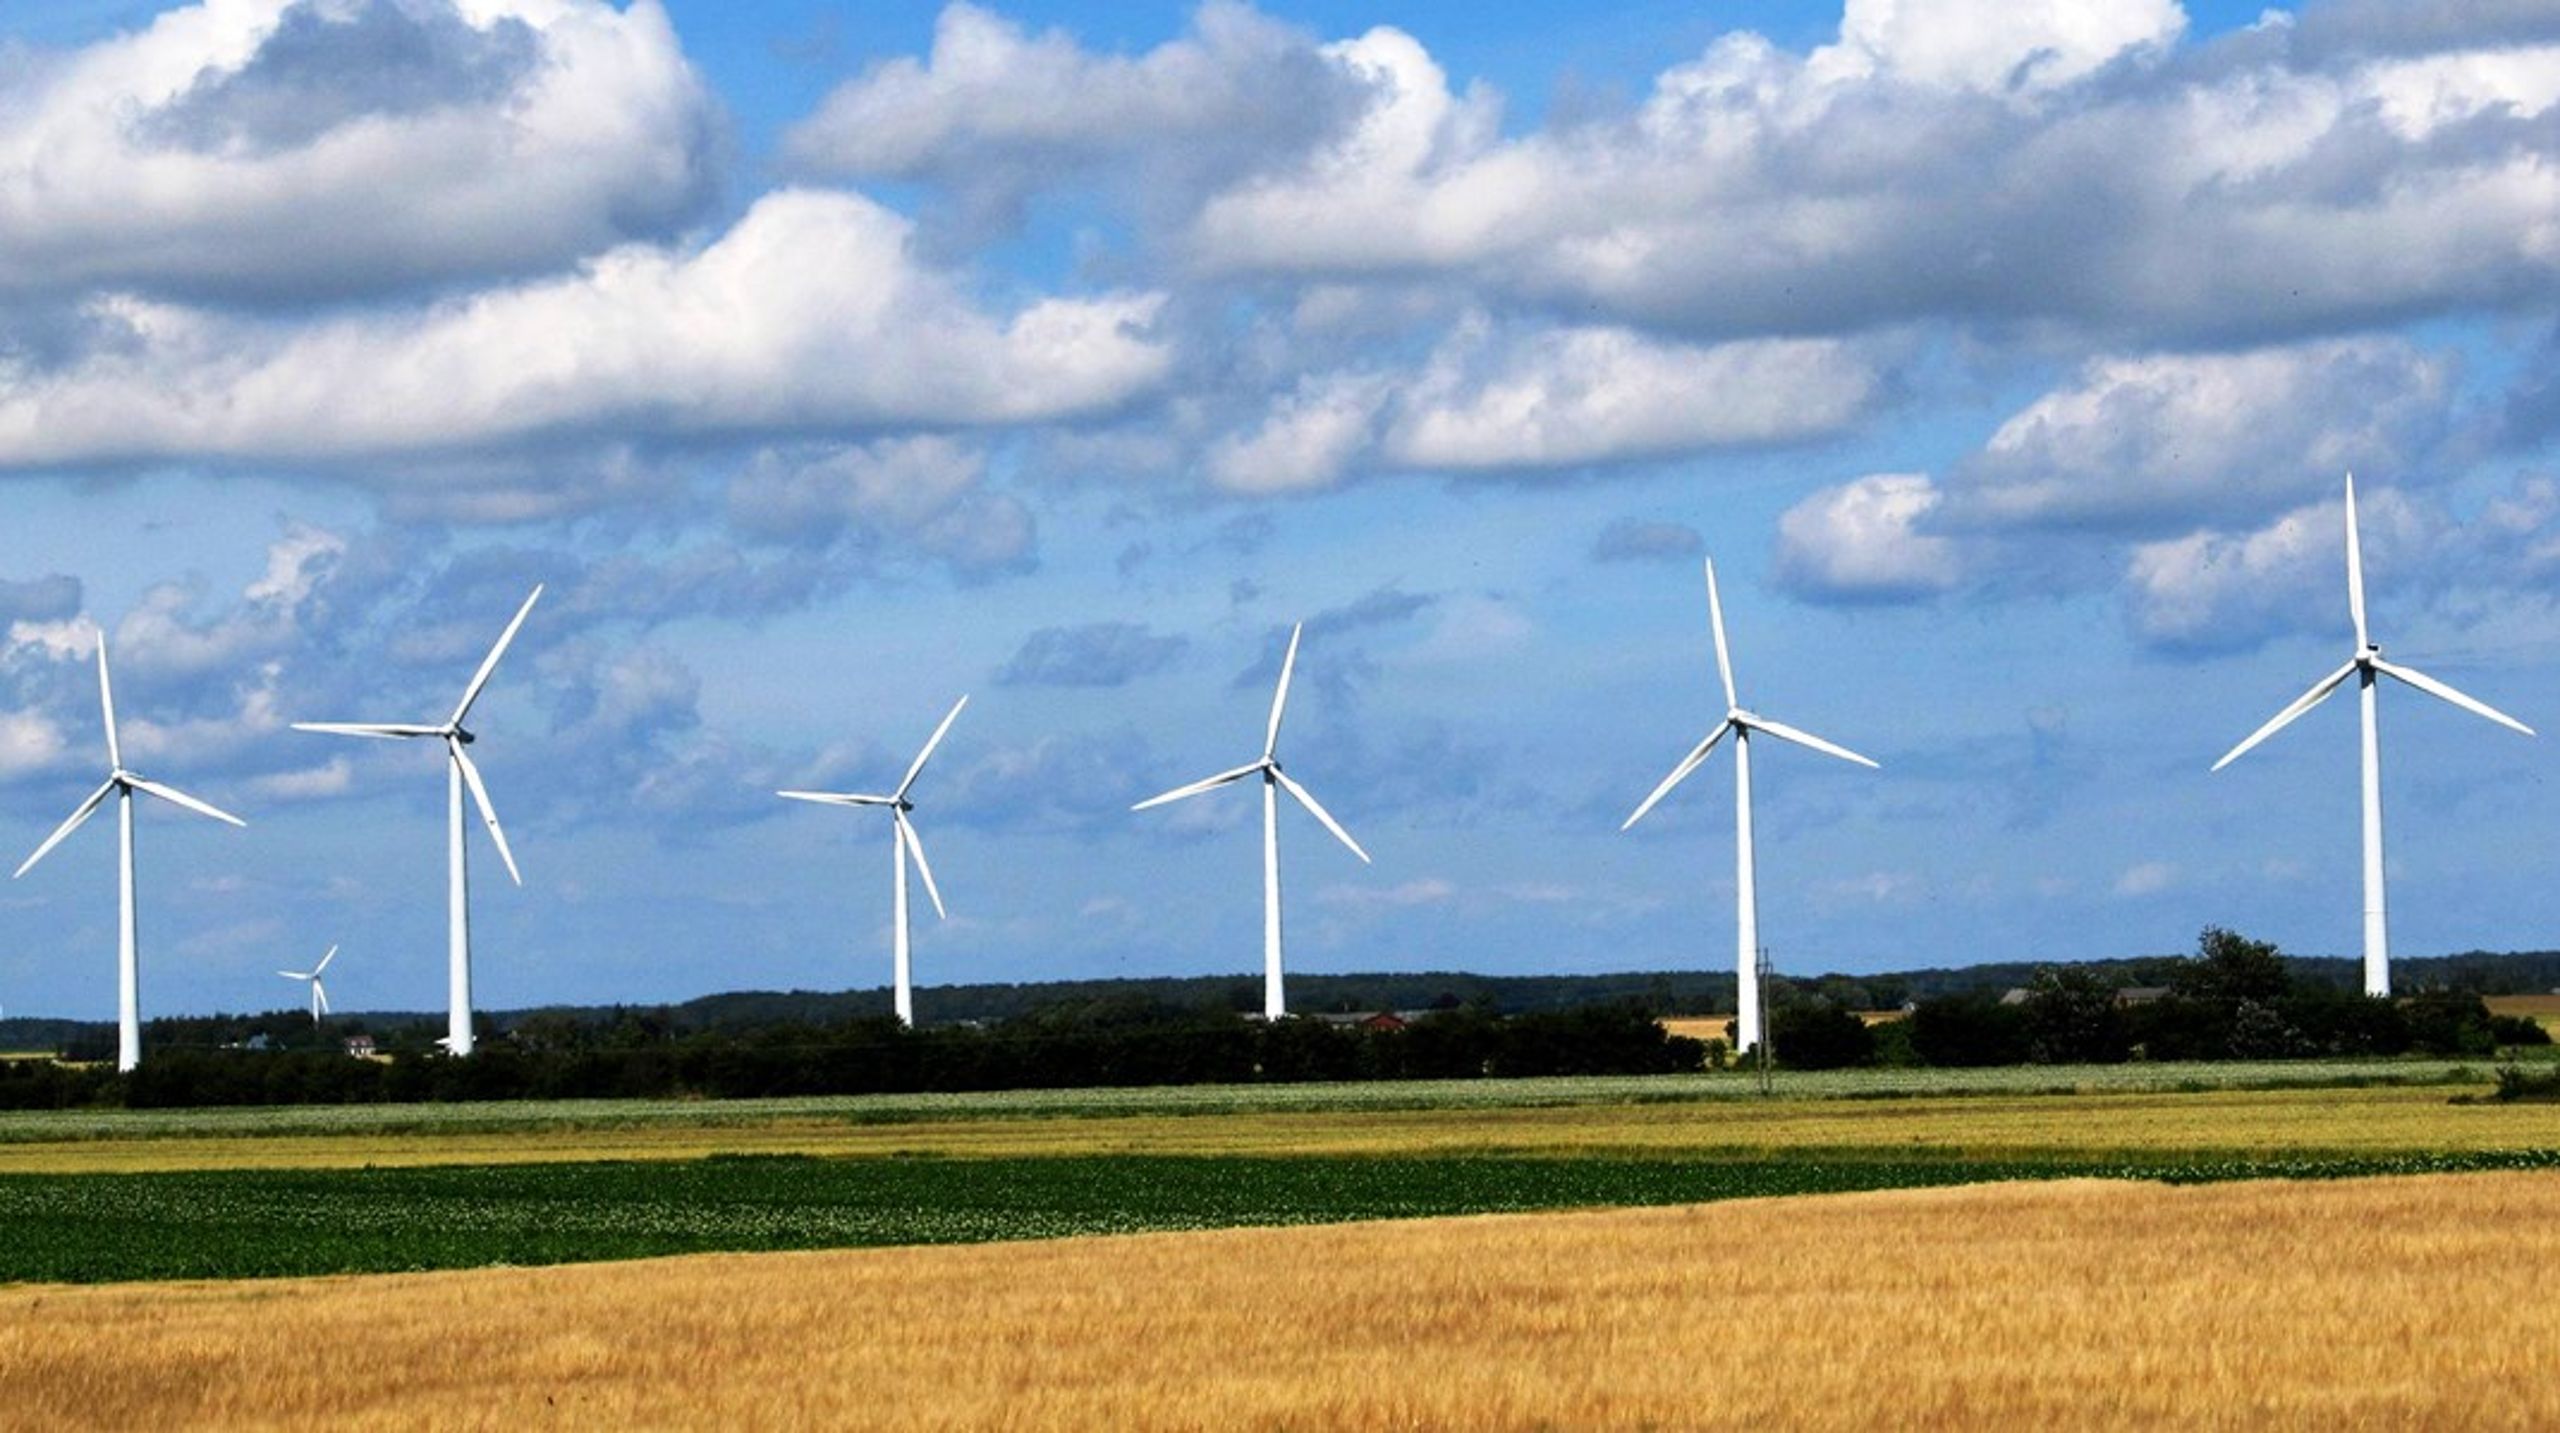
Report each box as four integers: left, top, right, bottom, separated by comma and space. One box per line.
4, 0, 2560, 1021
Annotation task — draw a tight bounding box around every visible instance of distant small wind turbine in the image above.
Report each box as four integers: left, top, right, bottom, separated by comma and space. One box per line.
2212, 474, 2533, 997
1134, 623, 1370, 1021
279, 945, 338, 1022
14, 635, 246, 1072
1623, 560, 1877, 1054
293, 586, 542, 1057
779, 697, 968, 1028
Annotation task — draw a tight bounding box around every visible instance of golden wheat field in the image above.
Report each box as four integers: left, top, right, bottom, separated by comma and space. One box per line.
3, 1170, 2555, 1430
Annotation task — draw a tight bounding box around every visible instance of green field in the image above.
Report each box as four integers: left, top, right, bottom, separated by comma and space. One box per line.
7, 1149, 2559, 1285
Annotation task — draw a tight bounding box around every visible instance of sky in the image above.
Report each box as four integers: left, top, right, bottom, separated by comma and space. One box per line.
5, 0, 2560, 1021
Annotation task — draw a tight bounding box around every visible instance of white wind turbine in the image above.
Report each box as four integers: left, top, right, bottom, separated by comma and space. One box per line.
292, 586, 542, 1057
14, 636, 246, 1072
778, 696, 969, 1028
2212, 475, 2533, 997
1623, 560, 1878, 1054
279, 945, 338, 1022
1134, 623, 1370, 1021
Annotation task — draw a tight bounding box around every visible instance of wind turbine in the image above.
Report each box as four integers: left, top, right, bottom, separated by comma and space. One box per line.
13, 635, 246, 1072
1623, 560, 1877, 1054
2211, 475, 2533, 997
279, 945, 338, 1022
292, 586, 542, 1057
1133, 623, 1370, 1021
778, 696, 968, 1028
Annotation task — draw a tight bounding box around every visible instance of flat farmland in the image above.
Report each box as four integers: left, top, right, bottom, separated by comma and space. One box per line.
6, 1170, 2556, 1430
2489, 992, 2560, 1033
0, 1059, 2529, 1174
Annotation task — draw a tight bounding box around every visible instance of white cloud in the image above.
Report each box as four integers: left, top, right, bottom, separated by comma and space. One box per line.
1206, 322, 1873, 491
0, 0, 717, 301
1826, 0, 2187, 96
247, 756, 353, 802
1171, 4, 2560, 342
0, 190, 1172, 466
2123, 485, 2431, 649
785, 0, 1351, 221
1775, 473, 1964, 601
1206, 371, 1391, 493
2114, 860, 2178, 896
1954, 341, 2454, 531
1384, 327, 1874, 470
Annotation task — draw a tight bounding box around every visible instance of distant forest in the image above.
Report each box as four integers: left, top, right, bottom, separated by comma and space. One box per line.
6, 944, 2559, 1055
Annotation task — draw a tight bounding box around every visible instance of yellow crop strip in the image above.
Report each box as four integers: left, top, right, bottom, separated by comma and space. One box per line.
0, 1083, 2545, 1173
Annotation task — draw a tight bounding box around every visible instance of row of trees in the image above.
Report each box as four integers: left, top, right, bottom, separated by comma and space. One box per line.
0, 1000, 1705, 1110
1763, 929, 2552, 1069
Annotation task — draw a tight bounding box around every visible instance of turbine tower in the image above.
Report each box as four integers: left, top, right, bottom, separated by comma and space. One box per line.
293, 586, 542, 1056
1134, 623, 1370, 1020
778, 696, 968, 1027
14, 635, 246, 1072
1623, 560, 1877, 1054
2212, 475, 2534, 997
280, 945, 338, 1022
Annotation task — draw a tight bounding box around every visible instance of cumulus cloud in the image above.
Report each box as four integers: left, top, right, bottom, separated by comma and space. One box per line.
1950, 341, 2455, 531
1775, 473, 1964, 601
2122, 483, 2432, 649
997, 622, 1188, 687
784, 1, 1356, 235
0, 0, 718, 303
1172, 1, 2560, 343
0, 190, 1171, 467
1204, 323, 1875, 491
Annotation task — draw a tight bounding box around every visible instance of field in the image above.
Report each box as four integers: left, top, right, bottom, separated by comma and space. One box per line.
3, 1061, 2555, 1425
2489, 992, 2560, 1033
5, 1170, 2556, 1429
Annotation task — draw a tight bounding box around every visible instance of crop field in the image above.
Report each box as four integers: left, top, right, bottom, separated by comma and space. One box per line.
2489, 992, 2560, 1032
0, 1081, 2552, 1174
5, 1170, 2556, 1429
7, 1147, 2560, 1285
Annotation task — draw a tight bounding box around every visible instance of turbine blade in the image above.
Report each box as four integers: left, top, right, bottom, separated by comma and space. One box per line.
15, 780, 116, 878
1623, 720, 1733, 831
96, 636, 121, 772
1263, 623, 1302, 759
292, 722, 442, 740
314, 981, 329, 1016
896, 811, 947, 919
1747, 714, 1880, 769
450, 585, 544, 728
2373, 658, 2536, 737
450, 743, 521, 886
1705, 559, 1738, 710
777, 790, 898, 807
2212, 660, 2357, 771
314, 945, 338, 976
279, 970, 308, 981
1132, 761, 1265, 811
1273, 768, 1370, 864
2344, 473, 2368, 650
896, 695, 970, 800
127, 777, 247, 827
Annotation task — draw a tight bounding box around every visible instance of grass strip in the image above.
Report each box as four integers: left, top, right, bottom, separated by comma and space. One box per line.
4, 1148, 2556, 1285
